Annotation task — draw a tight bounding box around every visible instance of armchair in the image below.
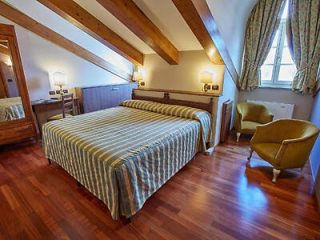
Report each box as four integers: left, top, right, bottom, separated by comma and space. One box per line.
248, 119, 319, 182
235, 102, 273, 142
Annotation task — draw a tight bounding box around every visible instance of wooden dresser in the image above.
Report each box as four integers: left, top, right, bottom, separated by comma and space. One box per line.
75, 83, 136, 113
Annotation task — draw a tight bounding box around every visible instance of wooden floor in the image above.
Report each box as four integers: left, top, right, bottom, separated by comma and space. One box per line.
0, 137, 319, 240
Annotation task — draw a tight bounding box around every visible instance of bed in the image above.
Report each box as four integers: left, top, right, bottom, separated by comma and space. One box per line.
42, 98, 213, 220
0, 97, 25, 121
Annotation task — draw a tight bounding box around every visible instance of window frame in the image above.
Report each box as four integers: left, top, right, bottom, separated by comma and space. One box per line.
260, 20, 295, 88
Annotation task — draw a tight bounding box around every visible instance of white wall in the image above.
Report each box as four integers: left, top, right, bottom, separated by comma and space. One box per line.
206, 0, 257, 143
0, 0, 133, 101
239, 88, 314, 120
143, 51, 225, 94
207, 0, 258, 72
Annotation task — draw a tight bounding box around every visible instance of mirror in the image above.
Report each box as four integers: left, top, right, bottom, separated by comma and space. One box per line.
0, 39, 25, 122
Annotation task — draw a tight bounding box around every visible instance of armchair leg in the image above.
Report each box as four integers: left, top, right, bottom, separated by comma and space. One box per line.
272, 169, 281, 183
236, 132, 241, 142
247, 148, 253, 167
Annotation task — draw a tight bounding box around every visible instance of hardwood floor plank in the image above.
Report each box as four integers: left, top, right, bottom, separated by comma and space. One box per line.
0, 138, 319, 239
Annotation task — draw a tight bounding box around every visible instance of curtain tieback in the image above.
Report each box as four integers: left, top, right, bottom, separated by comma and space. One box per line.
244, 58, 259, 69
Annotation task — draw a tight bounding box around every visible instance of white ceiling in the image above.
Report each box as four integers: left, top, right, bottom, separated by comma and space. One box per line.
74, 0, 154, 54
132, 0, 203, 52
75, 0, 203, 54
4, 0, 134, 73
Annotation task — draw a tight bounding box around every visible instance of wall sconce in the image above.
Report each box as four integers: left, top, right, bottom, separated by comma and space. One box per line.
200, 70, 219, 92
132, 71, 143, 88
52, 72, 66, 96
211, 71, 219, 91
200, 71, 213, 92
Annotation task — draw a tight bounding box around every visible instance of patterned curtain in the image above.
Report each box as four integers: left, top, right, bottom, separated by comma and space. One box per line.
287, 0, 320, 95
239, 0, 286, 91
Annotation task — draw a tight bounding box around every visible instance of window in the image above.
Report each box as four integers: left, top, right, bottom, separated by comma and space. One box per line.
261, 1, 296, 88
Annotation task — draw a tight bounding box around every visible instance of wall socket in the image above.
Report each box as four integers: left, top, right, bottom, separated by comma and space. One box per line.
212, 85, 219, 91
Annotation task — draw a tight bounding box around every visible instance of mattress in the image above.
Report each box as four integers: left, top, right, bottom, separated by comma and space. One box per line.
42, 100, 212, 219
0, 97, 25, 121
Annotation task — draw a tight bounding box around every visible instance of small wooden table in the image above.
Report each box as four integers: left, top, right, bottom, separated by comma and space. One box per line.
32, 98, 80, 136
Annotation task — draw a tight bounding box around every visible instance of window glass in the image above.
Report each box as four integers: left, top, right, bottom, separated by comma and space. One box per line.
261, 65, 274, 81
260, 0, 296, 88
278, 65, 297, 82
265, 48, 277, 64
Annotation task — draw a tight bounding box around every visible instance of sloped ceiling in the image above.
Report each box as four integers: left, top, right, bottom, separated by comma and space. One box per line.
131, 0, 203, 52
75, 0, 202, 54
3, 0, 134, 74
2, 0, 256, 69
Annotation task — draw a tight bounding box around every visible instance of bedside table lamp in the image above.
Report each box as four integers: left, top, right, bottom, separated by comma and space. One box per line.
200, 71, 213, 92
52, 72, 66, 96
133, 71, 143, 87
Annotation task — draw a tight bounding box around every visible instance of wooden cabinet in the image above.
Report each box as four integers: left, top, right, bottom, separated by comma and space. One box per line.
0, 24, 36, 145
75, 83, 136, 113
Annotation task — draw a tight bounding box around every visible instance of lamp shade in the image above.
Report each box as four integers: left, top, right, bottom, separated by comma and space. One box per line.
52, 72, 66, 87
133, 71, 143, 81
200, 71, 213, 84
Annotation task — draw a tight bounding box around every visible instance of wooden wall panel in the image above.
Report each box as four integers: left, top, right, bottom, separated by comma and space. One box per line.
75, 83, 136, 113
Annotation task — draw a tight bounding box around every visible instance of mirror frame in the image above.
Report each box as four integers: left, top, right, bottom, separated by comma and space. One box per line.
0, 24, 35, 129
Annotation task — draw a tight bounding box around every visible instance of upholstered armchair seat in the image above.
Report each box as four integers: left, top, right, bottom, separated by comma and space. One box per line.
252, 143, 282, 163
235, 102, 273, 141
248, 119, 320, 182
240, 121, 263, 134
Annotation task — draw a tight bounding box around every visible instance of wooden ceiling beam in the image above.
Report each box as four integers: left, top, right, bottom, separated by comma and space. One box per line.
172, 0, 239, 85
37, 0, 143, 65
0, 1, 131, 80
97, 0, 179, 65
0, 44, 10, 56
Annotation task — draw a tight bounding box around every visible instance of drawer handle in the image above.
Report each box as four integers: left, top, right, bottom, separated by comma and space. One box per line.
112, 87, 119, 91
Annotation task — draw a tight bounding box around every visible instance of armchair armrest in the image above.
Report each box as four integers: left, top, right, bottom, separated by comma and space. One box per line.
235, 105, 244, 132
275, 134, 318, 169
250, 123, 276, 144
282, 133, 317, 145
259, 111, 274, 124
236, 105, 244, 120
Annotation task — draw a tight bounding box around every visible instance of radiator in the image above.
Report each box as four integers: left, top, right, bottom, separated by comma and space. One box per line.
248, 100, 294, 120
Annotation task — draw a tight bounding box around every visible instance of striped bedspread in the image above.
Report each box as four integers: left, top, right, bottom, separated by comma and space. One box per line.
43, 101, 212, 219
0, 97, 25, 121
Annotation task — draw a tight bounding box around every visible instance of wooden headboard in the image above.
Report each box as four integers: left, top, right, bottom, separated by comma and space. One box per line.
132, 89, 215, 114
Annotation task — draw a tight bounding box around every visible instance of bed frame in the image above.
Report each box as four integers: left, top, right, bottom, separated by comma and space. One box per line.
49, 88, 217, 223
132, 89, 215, 114
132, 88, 216, 155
